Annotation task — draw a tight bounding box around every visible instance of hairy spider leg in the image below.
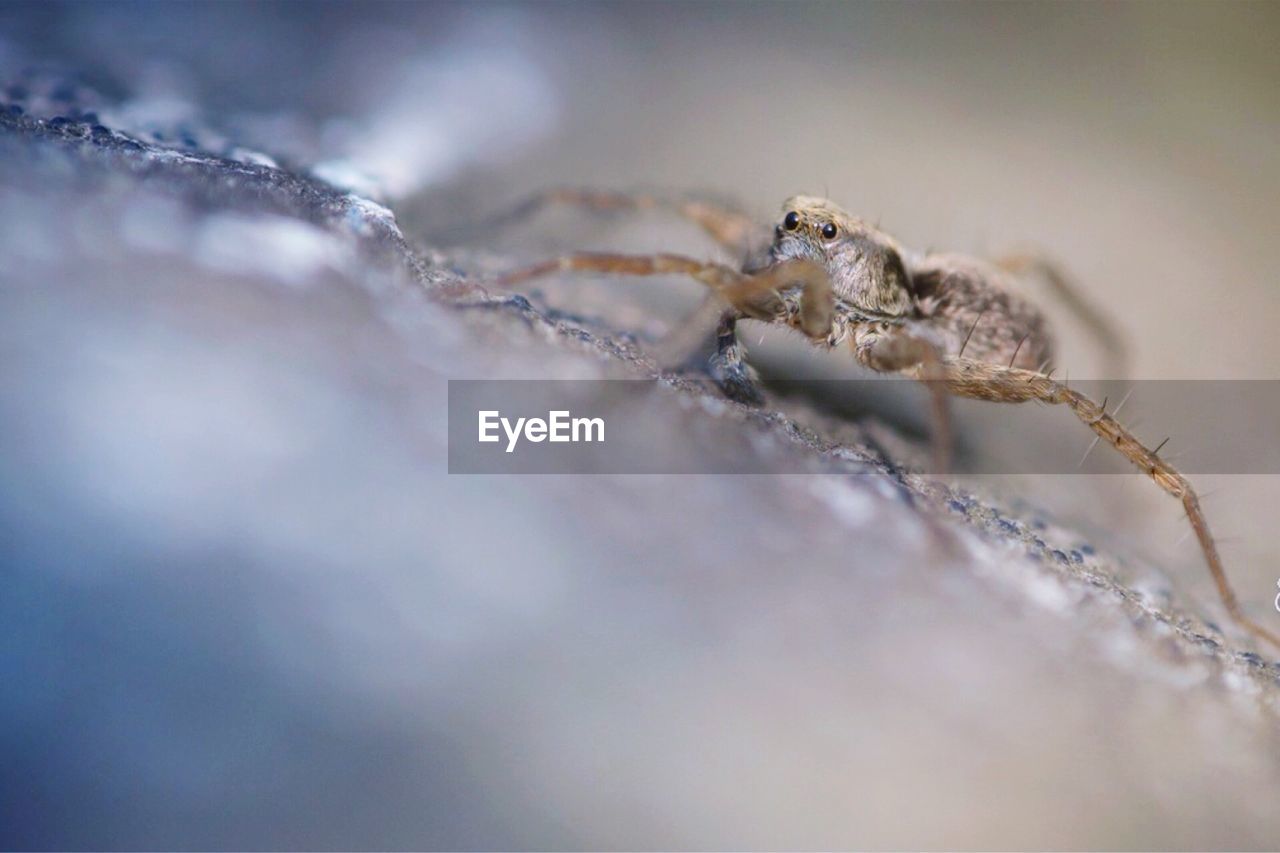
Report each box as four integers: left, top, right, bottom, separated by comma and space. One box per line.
925, 356, 1277, 650
480, 189, 782, 400
847, 325, 955, 475
496, 253, 825, 329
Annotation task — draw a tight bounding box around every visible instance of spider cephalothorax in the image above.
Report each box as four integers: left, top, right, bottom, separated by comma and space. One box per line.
488, 188, 1279, 652
768, 195, 914, 320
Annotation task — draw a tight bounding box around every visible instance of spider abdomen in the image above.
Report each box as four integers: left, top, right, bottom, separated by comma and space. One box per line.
910, 254, 1053, 370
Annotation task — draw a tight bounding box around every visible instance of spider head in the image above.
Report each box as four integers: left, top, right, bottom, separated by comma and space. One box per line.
773, 195, 848, 248
770, 196, 913, 318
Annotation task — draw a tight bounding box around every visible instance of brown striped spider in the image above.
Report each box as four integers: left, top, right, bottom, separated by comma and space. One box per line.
491, 189, 1278, 652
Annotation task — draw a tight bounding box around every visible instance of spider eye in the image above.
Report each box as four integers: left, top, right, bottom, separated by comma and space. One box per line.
821, 222, 839, 240
783, 211, 800, 231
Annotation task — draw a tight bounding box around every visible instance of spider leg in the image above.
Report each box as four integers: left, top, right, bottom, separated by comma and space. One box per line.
932, 356, 1279, 651
851, 327, 954, 475
496, 253, 828, 329
479, 188, 768, 259
657, 253, 831, 405
635, 293, 764, 405
706, 310, 764, 405
996, 252, 1130, 378
495, 254, 831, 404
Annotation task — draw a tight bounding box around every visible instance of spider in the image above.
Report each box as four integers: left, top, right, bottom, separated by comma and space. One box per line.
486, 188, 1279, 652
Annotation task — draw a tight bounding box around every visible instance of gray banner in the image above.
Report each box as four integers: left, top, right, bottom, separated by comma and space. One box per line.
448, 379, 1280, 475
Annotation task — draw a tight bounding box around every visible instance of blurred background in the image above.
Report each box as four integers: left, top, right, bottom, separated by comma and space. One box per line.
3, 1, 1280, 849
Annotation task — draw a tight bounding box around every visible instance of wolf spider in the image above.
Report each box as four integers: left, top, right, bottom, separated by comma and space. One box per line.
488, 188, 1278, 652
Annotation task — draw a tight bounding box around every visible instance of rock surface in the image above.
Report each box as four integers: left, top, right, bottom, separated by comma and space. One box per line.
3, 6, 1280, 849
